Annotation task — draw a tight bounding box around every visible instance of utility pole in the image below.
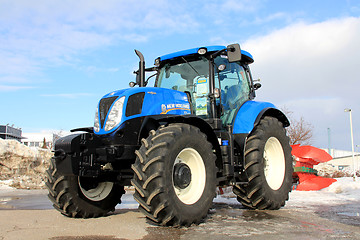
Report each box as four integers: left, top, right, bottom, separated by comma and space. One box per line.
327, 127, 332, 157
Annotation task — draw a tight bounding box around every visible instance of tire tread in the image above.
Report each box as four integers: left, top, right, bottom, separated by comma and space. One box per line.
131, 123, 216, 226
233, 117, 293, 210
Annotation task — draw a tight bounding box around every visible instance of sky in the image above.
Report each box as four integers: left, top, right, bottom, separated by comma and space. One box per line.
1, 0, 360, 151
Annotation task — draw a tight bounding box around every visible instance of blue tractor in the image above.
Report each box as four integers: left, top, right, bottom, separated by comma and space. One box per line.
46, 44, 293, 226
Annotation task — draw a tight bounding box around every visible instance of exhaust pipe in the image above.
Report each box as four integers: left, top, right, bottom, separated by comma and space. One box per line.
135, 50, 145, 87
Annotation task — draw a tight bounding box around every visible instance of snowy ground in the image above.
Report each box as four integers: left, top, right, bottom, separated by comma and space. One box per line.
1, 177, 359, 212
286, 178, 360, 209
211, 177, 360, 209
1, 178, 360, 239
202, 178, 360, 239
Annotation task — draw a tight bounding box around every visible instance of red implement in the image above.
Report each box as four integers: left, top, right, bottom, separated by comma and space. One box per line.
292, 144, 336, 191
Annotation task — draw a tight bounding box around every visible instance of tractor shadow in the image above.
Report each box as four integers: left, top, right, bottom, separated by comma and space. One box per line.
207, 202, 278, 222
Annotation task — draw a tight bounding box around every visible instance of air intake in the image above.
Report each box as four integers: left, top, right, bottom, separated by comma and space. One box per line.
126, 92, 145, 117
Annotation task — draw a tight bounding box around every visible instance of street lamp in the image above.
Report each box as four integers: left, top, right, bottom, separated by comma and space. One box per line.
344, 108, 356, 180
356, 144, 360, 173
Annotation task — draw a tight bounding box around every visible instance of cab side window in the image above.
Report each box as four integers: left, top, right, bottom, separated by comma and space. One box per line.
215, 57, 251, 125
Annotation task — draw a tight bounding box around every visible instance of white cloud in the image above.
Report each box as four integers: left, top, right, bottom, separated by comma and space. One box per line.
0, 51, 41, 77
243, 17, 360, 149
244, 17, 360, 100
204, 0, 262, 14
0, 0, 200, 91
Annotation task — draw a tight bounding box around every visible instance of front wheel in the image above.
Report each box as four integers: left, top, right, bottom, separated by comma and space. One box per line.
233, 116, 293, 210
46, 158, 124, 218
131, 123, 217, 226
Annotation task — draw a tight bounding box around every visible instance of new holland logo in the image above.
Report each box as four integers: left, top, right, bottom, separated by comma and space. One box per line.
160, 103, 190, 114
161, 104, 167, 112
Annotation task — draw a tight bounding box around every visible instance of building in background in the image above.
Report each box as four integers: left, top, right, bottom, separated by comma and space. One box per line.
0, 124, 23, 142
323, 148, 360, 171
327, 154, 360, 171
21, 132, 61, 149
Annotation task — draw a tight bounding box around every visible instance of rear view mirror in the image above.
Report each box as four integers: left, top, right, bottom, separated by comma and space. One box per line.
227, 44, 241, 63
254, 83, 262, 90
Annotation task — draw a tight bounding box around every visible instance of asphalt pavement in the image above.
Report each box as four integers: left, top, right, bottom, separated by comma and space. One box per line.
0, 189, 360, 239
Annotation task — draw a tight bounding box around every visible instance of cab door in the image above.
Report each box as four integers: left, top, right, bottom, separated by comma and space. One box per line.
215, 57, 251, 126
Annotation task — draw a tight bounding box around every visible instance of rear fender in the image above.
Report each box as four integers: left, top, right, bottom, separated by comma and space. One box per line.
232, 101, 289, 175
254, 108, 290, 128
233, 101, 289, 134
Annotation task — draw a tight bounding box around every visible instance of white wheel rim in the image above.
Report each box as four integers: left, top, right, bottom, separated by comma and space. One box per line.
79, 177, 114, 201
263, 137, 285, 190
172, 148, 206, 205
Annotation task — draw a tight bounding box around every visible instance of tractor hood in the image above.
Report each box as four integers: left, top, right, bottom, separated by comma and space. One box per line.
94, 87, 191, 135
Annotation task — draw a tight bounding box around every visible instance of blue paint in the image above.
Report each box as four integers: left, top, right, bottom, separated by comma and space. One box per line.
233, 101, 277, 134
95, 87, 191, 135
159, 45, 254, 63
159, 46, 225, 61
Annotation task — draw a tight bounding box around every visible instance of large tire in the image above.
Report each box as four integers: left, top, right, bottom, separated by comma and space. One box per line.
45, 157, 124, 218
131, 123, 217, 226
233, 116, 293, 210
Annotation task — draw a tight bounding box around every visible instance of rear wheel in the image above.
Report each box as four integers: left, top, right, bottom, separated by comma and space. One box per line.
46, 158, 124, 218
131, 123, 217, 226
233, 116, 293, 210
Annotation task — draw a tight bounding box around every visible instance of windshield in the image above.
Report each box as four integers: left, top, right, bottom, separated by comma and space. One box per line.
157, 57, 208, 91
157, 57, 210, 116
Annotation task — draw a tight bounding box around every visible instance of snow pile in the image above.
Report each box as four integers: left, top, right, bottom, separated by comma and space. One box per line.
315, 162, 354, 178
325, 177, 360, 196
315, 162, 337, 175
0, 179, 15, 190
283, 177, 360, 210
0, 138, 53, 189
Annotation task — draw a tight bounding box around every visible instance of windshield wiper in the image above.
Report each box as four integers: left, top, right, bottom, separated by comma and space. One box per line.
181, 57, 201, 76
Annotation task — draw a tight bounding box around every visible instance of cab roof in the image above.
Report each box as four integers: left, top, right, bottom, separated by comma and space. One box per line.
158, 45, 254, 64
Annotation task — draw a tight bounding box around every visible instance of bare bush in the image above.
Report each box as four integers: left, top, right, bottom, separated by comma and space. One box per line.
282, 107, 314, 145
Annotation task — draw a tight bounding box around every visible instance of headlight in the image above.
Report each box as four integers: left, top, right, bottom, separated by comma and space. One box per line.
94, 107, 100, 132
104, 96, 125, 131
197, 47, 207, 55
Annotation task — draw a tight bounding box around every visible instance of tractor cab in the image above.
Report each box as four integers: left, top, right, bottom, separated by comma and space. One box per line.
142, 44, 258, 127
